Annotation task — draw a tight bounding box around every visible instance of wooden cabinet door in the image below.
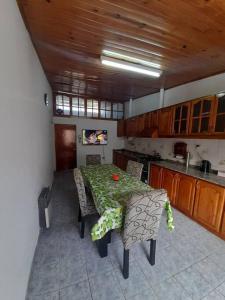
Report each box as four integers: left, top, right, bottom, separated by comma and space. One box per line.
221, 212, 225, 239
193, 180, 225, 232
176, 174, 196, 216
149, 164, 162, 189
161, 168, 177, 205
117, 120, 126, 137
172, 102, 191, 136
137, 114, 145, 137
213, 95, 225, 136
55, 124, 76, 171
126, 117, 137, 137
158, 107, 173, 136
116, 153, 128, 171
189, 96, 216, 136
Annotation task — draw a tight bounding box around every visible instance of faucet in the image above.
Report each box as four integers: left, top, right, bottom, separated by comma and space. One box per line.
186, 151, 190, 170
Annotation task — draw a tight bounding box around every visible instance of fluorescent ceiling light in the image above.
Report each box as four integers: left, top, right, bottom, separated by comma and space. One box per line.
101, 55, 161, 78
102, 49, 161, 69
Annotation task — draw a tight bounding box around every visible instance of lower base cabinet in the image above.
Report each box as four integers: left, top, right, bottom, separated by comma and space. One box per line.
149, 163, 225, 239
161, 168, 177, 206
193, 180, 225, 233
149, 164, 162, 189
175, 174, 196, 217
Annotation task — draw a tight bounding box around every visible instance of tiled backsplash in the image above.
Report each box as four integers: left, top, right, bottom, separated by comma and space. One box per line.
125, 138, 225, 172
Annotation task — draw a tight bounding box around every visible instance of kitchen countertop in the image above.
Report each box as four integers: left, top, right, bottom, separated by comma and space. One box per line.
150, 160, 225, 188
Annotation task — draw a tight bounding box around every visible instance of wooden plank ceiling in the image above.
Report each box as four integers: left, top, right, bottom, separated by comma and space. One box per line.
17, 0, 225, 102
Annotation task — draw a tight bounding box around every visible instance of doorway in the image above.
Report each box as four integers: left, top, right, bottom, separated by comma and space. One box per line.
55, 124, 77, 171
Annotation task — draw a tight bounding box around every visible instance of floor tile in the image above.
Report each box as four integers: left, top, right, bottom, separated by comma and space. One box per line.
27, 263, 59, 296
89, 270, 125, 300
216, 282, 225, 297
26, 290, 59, 300
59, 280, 92, 300
174, 265, 212, 299
59, 256, 88, 288
152, 277, 191, 300
86, 253, 114, 277
193, 257, 225, 289
202, 290, 225, 300
113, 261, 150, 298
127, 288, 157, 300
137, 252, 171, 285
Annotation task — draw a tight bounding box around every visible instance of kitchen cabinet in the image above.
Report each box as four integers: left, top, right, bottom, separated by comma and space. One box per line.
189, 96, 216, 136
117, 120, 126, 137
137, 114, 146, 137
213, 95, 225, 135
161, 168, 177, 205
193, 180, 225, 233
221, 213, 225, 239
126, 117, 137, 137
158, 107, 173, 136
172, 102, 191, 136
149, 164, 162, 189
114, 152, 128, 171
175, 174, 196, 216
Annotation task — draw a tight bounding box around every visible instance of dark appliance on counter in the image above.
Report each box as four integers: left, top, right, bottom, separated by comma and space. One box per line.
200, 160, 211, 173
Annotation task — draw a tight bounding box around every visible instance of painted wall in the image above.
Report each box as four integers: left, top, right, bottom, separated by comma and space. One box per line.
53, 117, 125, 167
0, 2, 53, 300
125, 72, 225, 117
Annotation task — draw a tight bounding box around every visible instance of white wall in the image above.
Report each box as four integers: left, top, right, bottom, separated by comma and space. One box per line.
53, 117, 125, 167
126, 72, 225, 117
0, 2, 53, 300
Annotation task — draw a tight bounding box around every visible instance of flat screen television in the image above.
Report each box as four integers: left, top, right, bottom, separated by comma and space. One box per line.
82, 129, 108, 145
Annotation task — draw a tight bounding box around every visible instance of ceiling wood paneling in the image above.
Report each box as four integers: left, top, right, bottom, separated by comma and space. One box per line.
17, 0, 225, 101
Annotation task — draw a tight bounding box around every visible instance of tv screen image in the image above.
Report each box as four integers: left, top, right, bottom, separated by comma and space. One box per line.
82, 129, 108, 145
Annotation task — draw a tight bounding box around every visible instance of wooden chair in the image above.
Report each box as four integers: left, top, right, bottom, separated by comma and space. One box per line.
121, 189, 167, 279
73, 168, 97, 238
86, 154, 101, 165
126, 160, 143, 180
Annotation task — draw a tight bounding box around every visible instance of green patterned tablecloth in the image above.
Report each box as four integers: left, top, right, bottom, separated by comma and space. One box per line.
81, 164, 174, 241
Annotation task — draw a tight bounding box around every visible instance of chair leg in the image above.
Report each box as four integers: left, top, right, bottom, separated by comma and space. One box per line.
123, 248, 129, 279
149, 239, 156, 265
97, 233, 108, 258
80, 217, 85, 239
106, 230, 111, 244
78, 205, 81, 222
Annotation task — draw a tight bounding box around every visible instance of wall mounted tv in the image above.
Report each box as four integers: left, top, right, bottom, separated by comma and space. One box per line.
82, 129, 108, 145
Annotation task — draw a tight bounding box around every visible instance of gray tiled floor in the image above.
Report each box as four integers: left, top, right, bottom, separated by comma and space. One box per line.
26, 171, 225, 300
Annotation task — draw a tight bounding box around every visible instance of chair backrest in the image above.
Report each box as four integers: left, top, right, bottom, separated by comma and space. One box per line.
126, 160, 143, 180
122, 189, 167, 250
86, 154, 101, 165
73, 168, 87, 213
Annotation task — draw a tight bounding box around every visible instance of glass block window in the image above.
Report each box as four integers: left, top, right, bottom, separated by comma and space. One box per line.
72, 97, 85, 117
87, 99, 99, 118
100, 101, 112, 119
112, 103, 124, 119
55, 95, 70, 115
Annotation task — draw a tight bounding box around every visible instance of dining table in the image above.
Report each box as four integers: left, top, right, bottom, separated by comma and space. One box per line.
81, 164, 174, 257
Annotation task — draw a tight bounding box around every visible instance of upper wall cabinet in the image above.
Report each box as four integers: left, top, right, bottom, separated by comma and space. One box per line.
213, 95, 225, 136
117, 120, 126, 137
158, 107, 173, 136
126, 117, 137, 137
172, 102, 191, 136
189, 96, 216, 136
